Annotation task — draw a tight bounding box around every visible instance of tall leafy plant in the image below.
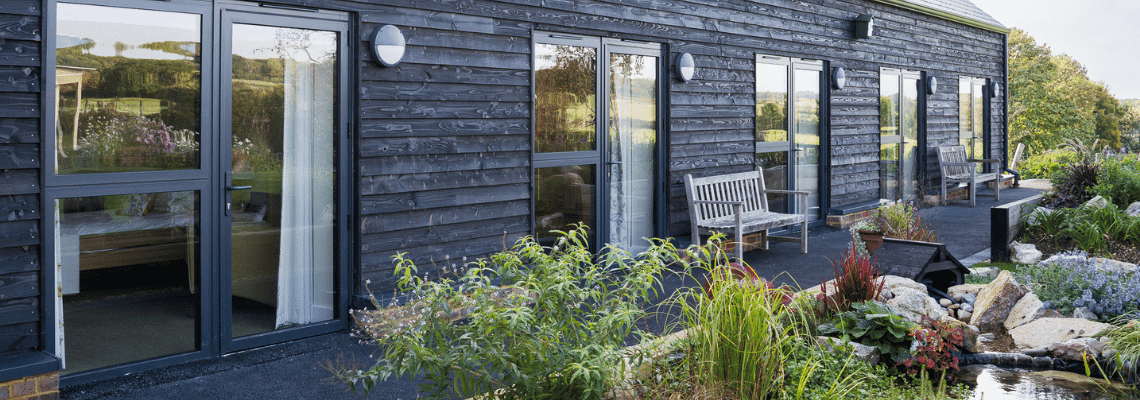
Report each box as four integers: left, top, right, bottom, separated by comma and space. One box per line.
819, 233, 885, 313
338, 225, 677, 399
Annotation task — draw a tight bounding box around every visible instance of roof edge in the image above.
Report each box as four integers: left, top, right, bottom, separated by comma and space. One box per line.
871, 0, 1011, 34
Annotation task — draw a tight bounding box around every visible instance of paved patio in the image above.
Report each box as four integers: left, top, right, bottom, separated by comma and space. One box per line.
63, 184, 1045, 400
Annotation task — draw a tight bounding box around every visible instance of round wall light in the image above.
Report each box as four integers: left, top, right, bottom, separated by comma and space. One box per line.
926, 76, 938, 95
676, 53, 695, 82
832, 67, 847, 90
988, 79, 998, 98
371, 25, 406, 67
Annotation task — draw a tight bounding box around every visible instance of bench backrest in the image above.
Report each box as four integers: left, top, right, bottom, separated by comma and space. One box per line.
937, 145, 972, 177
685, 171, 770, 224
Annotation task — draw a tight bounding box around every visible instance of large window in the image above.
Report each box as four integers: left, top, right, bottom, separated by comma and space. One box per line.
755, 55, 823, 219
959, 76, 988, 169
55, 4, 201, 174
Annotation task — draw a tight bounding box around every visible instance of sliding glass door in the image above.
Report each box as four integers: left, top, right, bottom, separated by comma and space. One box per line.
755, 55, 824, 220
880, 68, 922, 201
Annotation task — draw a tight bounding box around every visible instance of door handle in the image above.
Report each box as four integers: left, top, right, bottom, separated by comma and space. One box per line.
606, 161, 622, 166
226, 185, 253, 191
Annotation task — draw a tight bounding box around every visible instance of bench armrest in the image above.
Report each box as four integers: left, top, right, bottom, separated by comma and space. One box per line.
940, 162, 975, 168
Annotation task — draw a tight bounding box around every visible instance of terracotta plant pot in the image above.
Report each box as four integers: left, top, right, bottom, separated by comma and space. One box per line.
858, 230, 885, 255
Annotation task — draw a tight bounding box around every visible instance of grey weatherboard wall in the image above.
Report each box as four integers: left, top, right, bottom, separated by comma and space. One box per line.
0, 0, 43, 360
0, 0, 1007, 379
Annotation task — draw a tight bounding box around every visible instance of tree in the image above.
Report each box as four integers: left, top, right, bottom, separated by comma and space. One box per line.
1008, 28, 1136, 157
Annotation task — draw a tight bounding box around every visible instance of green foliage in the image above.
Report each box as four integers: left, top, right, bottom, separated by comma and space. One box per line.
1020, 149, 1079, 179
1099, 320, 1140, 382
340, 226, 676, 399
874, 201, 938, 242
1091, 156, 1140, 207
818, 301, 917, 365
683, 255, 816, 400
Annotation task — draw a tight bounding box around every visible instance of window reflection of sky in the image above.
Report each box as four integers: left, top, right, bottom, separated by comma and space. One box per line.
57, 3, 199, 60
232, 25, 337, 63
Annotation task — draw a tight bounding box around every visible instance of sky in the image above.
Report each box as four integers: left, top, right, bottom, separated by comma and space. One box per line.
971, 0, 1140, 99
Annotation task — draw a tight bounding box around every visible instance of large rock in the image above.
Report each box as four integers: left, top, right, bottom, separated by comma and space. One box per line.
879, 275, 928, 294
816, 336, 881, 365
948, 284, 985, 302
970, 270, 1028, 330
1009, 317, 1114, 350
1048, 337, 1107, 361
1004, 293, 1062, 330
1083, 196, 1108, 209
940, 316, 979, 353
969, 267, 999, 279
1072, 307, 1098, 321
886, 286, 946, 324
1091, 258, 1139, 275
1126, 201, 1140, 217
1010, 242, 1043, 265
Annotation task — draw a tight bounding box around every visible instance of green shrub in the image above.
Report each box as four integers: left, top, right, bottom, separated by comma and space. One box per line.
818, 301, 917, 365
1091, 156, 1140, 207
874, 201, 938, 242
1020, 149, 1080, 179
339, 225, 677, 399
1049, 160, 1099, 208
1099, 320, 1140, 382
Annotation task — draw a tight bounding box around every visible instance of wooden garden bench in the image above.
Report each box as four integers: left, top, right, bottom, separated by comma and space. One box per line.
684, 171, 808, 260
936, 145, 1002, 207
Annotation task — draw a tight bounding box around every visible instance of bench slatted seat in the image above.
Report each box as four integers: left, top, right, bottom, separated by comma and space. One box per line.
684, 171, 808, 260
937, 145, 1002, 207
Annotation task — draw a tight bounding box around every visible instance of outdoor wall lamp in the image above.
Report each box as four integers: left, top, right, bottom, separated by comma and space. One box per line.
987, 78, 998, 98
676, 53, 695, 82
370, 25, 406, 67
855, 14, 874, 39
926, 75, 938, 95
832, 67, 847, 90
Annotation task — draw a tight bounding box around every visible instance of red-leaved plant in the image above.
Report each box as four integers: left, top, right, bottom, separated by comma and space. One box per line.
900, 317, 964, 375
818, 237, 884, 313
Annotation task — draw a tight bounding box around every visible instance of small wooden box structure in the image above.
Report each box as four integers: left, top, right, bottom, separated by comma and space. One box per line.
875, 238, 970, 294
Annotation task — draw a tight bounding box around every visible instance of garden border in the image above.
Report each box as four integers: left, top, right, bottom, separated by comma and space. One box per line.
990, 194, 1043, 262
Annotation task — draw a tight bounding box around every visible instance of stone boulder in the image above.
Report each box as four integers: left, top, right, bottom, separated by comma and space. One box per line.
1026, 206, 1053, 225
947, 284, 985, 302
879, 275, 928, 295
1010, 242, 1043, 265
969, 267, 999, 279
1091, 258, 1139, 275
1048, 337, 1107, 361
970, 271, 1028, 330
1084, 195, 1108, 209
1072, 307, 1098, 321
1126, 201, 1140, 217
886, 286, 946, 324
1009, 317, 1114, 350
816, 336, 881, 365
940, 316, 979, 353
1004, 293, 1063, 330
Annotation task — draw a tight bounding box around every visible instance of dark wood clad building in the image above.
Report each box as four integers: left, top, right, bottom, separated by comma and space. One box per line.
0, 0, 1007, 391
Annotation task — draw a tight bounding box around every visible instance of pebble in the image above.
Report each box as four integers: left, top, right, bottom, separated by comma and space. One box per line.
961, 303, 973, 312
978, 333, 996, 342
958, 310, 972, 321
940, 298, 953, 307
963, 294, 976, 304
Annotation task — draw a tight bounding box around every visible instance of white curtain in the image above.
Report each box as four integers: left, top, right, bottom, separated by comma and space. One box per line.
608, 55, 657, 254
276, 53, 335, 328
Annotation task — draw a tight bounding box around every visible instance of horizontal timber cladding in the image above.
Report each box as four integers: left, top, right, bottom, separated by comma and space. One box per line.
0, 0, 39, 360
344, 0, 1005, 292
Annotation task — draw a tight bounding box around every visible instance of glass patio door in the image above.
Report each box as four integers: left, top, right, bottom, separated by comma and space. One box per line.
755, 56, 823, 220
220, 10, 345, 346
533, 33, 662, 251
880, 69, 922, 201
605, 44, 659, 254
